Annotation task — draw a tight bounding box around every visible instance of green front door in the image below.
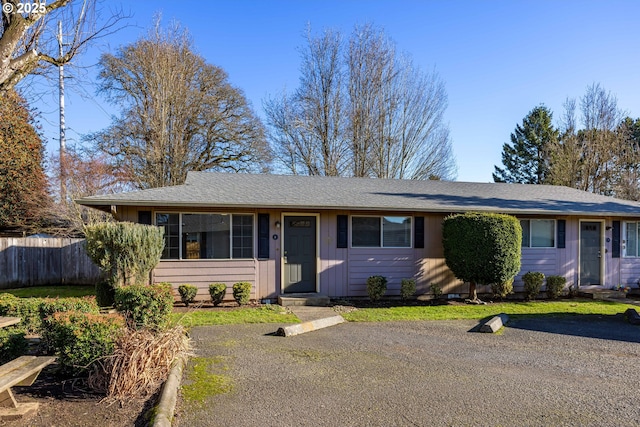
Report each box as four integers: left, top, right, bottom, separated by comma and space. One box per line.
283, 216, 317, 293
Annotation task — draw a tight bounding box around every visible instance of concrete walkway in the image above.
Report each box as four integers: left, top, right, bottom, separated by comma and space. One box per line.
288, 305, 337, 322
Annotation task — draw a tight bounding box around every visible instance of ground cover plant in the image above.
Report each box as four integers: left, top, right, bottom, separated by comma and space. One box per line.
339, 300, 639, 322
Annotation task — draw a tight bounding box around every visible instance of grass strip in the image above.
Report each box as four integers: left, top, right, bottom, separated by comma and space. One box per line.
340, 300, 639, 322
171, 306, 299, 327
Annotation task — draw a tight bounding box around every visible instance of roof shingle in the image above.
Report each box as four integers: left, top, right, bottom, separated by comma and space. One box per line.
76, 172, 640, 217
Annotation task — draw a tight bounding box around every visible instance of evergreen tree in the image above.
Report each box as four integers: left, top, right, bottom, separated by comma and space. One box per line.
493, 106, 558, 184
0, 90, 51, 233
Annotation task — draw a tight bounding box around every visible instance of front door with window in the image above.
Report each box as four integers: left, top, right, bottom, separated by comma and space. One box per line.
283, 216, 317, 293
580, 221, 602, 286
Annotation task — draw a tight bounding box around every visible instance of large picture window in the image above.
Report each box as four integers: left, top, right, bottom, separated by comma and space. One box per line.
352, 216, 411, 248
520, 219, 555, 248
625, 222, 639, 257
155, 213, 253, 260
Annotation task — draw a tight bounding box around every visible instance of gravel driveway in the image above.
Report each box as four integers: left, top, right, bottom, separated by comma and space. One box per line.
175, 315, 640, 427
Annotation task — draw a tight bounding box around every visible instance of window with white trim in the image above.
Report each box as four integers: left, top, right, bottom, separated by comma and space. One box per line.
624, 222, 639, 257
520, 219, 555, 248
352, 216, 412, 248
155, 213, 253, 260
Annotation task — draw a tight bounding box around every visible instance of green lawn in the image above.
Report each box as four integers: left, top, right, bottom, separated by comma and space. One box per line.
340, 300, 639, 322
171, 306, 299, 327
0, 285, 95, 298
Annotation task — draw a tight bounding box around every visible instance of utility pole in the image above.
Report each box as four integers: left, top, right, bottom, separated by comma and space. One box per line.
58, 20, 67, 203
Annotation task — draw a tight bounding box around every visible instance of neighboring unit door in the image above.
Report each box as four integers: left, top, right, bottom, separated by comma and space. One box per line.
580, 221, 602, 286
283, 216, 317, 293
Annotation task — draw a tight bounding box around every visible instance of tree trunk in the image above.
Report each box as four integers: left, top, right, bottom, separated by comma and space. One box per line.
469, 281, 477, 301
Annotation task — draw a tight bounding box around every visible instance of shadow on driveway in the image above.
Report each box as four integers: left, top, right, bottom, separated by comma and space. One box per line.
507, 313, 640, 343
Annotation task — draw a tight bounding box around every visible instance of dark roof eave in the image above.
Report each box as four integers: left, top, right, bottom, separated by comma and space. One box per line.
76, 199, 639, 217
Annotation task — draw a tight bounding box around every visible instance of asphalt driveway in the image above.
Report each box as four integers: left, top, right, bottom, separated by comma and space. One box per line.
175, 315, 640, 427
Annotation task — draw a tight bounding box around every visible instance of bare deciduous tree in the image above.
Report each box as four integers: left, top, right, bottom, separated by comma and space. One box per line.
48, 147, 124, 235
548, 83, 640, 199
0, 0, 125, 91
91, 20, 271, 189
264, 28, 346, 176
265, 23, 456, 180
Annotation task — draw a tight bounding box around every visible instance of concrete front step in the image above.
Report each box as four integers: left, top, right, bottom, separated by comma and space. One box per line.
278, 293, 331, 307
578, 290, 630, 300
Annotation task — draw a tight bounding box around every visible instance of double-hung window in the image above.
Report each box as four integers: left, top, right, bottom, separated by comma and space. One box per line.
624, 222, 639, 257
352, 216, 412, 248
520, 219, 555, 248
155, 213, 253, 260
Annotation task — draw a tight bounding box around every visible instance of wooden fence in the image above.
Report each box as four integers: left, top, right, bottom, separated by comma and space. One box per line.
0, 238, 101, 288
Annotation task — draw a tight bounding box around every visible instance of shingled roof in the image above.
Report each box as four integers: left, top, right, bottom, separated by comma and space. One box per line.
76, 172, 640, 217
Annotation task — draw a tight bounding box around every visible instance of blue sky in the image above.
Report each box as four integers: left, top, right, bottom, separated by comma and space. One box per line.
30, 0, 640, 183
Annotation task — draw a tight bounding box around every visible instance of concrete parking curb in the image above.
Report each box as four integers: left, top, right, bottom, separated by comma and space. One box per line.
480, 313, 509, 333
152, 356, 184, 427
277, 315, 345, 337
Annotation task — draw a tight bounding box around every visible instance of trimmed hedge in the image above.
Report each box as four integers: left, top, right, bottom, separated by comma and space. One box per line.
232, 282, 252, 306
84, 222, 165, 289
43, 311, 125, 375
546, 275, 567, 300
366, 276, 387, 301
208, 283, 226, 306
0, 293, 99, 334
0, 326, 28, 364
400, 279, 416, 300
178, 284, 198, 307
523, 271, 545, 301
114, 283, 174, 331
490, 279, 513, 299
443, 212, 521, 300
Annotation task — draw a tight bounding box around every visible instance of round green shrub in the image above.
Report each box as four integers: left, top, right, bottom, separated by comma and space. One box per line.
0, 326, 28, 364
366, 276, 387, 301
545, 275, 566, 299
490, 279, 514, 299
114, 283, 174, 330
178, 284, 198, 307
443, 212, 521, 301
209, 283, 227, 306
400, 279, 416, 300
523, 271, 545, 301
232, 282, 252, 306
43, 311, 125, 375
0, 293, 42, 334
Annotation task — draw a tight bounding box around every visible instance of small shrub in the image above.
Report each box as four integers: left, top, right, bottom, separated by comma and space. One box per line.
43, 311, 125, 375
96, 280, 116, 307
208, 283, 226, 306
567, 284, 578, 298
0, 294, 100, 334
178, 284, 198, 307
523, 271, 545, 301
232, 282, 252, 306
400, 279, 416, 300
40, 296, 99, 319
114, 283, 174, 330
0, 293, 42, 333
0, 326, 28, 364
366, 276, 387, 301
546, 275, 567, 300
430, 283, 443, 300
490, 279, 513, 299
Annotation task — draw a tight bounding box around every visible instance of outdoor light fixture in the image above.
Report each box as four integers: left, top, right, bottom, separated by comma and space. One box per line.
275, 221, 281, 229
